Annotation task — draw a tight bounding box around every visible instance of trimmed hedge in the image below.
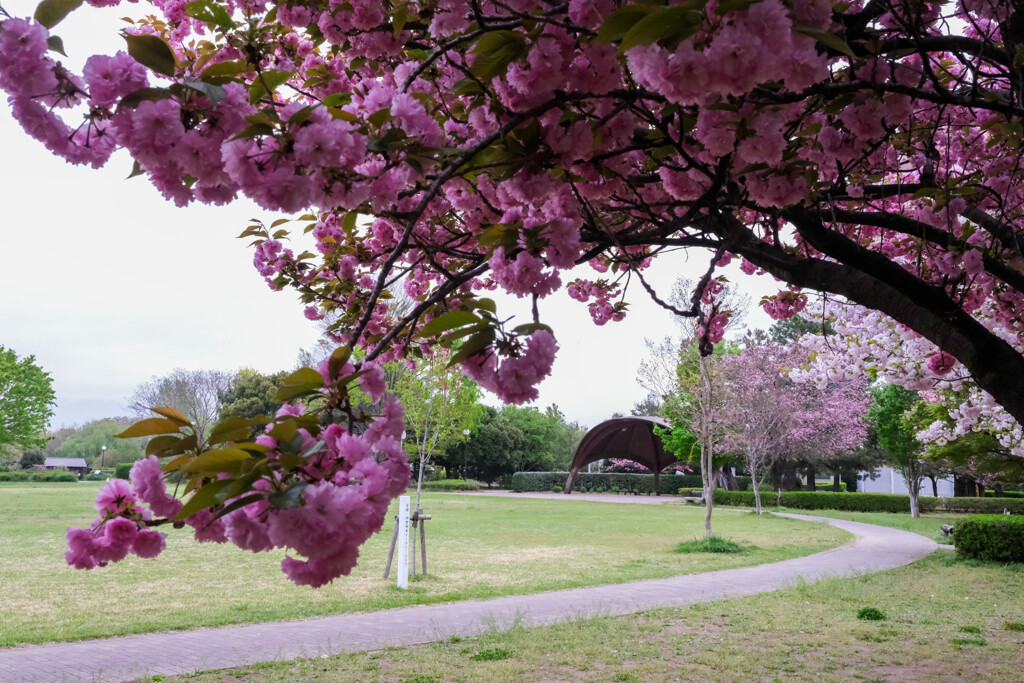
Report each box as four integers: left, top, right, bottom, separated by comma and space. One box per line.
114, 463, 132, 480
420, 479, 485, 492
953, 516, 1024, 563
712, 489, 1024, 515
511, 471, 693, 494
0, 471, 79, 482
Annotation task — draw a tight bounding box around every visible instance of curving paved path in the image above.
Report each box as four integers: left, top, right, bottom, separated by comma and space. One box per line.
0, 502, 938, 683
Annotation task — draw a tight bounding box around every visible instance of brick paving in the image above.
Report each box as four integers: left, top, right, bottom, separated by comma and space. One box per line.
0, 503, 937, 683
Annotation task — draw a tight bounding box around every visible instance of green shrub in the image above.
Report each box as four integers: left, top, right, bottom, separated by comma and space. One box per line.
857, 607, 886, 621
420, 479, 485, 492
84, 472, 107, 481
551, 485, 562, 493
713, 489, 1024, 515
675, 537, 745, 554
471, 647, 512, 661
952, 515, 1024, 563
114, 463, 133, 480
0, 465, 8, 472
511, 472, 693, 494
0, 470, 78, 482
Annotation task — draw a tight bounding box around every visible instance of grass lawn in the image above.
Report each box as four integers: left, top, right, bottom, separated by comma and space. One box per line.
0, 485, 848, 646
171, 551, 1024, 683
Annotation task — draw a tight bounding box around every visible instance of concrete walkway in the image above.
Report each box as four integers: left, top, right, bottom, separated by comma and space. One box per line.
0, 507, 938, 683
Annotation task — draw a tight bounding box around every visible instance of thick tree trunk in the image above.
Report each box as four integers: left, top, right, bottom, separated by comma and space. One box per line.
783, 465, 798, 491
909, 487, 921, 518
771, 461, 783, 491
725, 466, 739, 491
929, 475, 938, 498
994, 483, 1004, 497
833, 470, 842, 492
806, 464, 816, 492
723, 210, 1024, 429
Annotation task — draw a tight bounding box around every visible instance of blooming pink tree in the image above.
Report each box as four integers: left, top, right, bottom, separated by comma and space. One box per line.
718, 340, 868, 513
4, 0, 1024, 581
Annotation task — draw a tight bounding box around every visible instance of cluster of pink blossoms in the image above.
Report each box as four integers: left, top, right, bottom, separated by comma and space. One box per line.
65, 366, 408, 586
567, 279, 626, 326
461, 330, 558, 404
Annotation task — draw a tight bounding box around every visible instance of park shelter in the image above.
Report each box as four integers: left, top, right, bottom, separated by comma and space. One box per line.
43, 457, 89, 479
564, 416, 682, 494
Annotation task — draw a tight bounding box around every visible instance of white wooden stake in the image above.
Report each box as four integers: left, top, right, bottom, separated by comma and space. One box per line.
396, 495, 410, 589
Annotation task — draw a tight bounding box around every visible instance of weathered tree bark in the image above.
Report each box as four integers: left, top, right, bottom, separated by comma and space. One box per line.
806, 464, 816, 492
833, 470, 842, 492
715, 211, 1024, 429
929, 475, 939, 498
783, 465, 799, 491
771, 461, 783, 491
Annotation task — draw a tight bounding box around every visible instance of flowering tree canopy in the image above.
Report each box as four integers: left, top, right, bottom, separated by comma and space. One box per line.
4, 0, 1024, 581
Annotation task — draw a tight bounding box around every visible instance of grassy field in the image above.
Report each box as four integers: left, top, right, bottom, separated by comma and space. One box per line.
171, 551, 1024, 683
0, 484, 848, 646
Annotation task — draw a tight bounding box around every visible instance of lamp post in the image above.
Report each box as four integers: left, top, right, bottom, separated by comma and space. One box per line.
99, 445, 107, 469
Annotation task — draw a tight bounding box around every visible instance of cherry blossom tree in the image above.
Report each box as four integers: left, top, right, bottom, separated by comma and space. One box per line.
718, 340, 869, 513
5, 0, 1024, 582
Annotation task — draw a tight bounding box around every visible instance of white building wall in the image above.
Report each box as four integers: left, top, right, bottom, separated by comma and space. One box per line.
858, 466, 955, 497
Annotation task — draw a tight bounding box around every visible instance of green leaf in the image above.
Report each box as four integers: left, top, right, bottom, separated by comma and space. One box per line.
418, 310, 482, 338
182, 447, 253, 474
175, 479, 232, 520
447, 328, 496, 367
115, 418, 183, 439
185, 0, 236, 30
180, 76, 227, 105
34, 0, 83, 29
477, 223, 520, 250
117, 87, 174, 111
473, 298, 497, 314
451, 79, 483, 96
594, 5, 654, 44
267, 480, 309, 509
145, 434, 186, 457
201, 60, 251, 79
148, 406, 190, 426
793, 26, 857, 59
274, 367, 325, 401
210, 493, 264, 522
122, 33, 177, 77
620, 6, 704, 51
268, 419, 298, 443
511, 322, 554, 336
208, 416, 264, 445
439, 322, 490, 346
328, 346, 353, 383
162, 452, 195, 472
248, 70, 295, 104
46, 35, 67, 56
470, 30, 527, 81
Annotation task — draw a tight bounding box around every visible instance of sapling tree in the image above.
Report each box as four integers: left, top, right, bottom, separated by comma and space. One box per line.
4, 0, 1024, 583
394, 347, 480, 509
868, 385, 926, 517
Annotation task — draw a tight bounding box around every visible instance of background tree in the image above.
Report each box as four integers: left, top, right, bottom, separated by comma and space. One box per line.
0, 346, 55, 450
441, 406, 525, 484
868, 386, 926, 518
395, 349, 481, 508
769, 316, 834, 345
19, 446, 45, 470
218, 369, 287, 437
55, 419, 144, 466
129, 369, 234, 440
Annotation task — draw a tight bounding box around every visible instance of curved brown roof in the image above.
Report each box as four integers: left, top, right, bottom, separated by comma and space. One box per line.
565, 416, 682, 493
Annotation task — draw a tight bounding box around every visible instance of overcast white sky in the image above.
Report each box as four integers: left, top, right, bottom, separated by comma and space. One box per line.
0, 5, 779, 431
